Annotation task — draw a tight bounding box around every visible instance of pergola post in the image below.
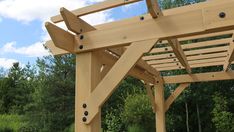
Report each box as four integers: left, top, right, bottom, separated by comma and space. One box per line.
75, 52, 102, 132
155, 78, 166, 132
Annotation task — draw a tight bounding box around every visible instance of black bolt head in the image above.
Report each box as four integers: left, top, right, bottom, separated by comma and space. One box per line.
82, 117, 87, 122
79, 45, 84, 49
219, 12, 226, 18
80, 35, 84, 40
84, 111, 89, 116
82, 103, 87, 108
140, 16, 144, 21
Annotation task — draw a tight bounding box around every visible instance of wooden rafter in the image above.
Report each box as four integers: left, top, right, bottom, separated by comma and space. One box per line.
146, 0, 163, 18
223, 33, 234, 71
167, 39, 191, 73
51, 0, 142, 23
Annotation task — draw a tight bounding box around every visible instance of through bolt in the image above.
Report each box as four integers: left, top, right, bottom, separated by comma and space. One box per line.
80, 35, 84, 40
140, 16, 144, 21
82, 117, 87, 122
79, 45, 84, 49
219, 12, 226, 18
82, 103, 87, 108
84, 111, 89, 116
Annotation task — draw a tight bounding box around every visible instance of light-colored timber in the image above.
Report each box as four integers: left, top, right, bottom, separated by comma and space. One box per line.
45, 0, 234, 131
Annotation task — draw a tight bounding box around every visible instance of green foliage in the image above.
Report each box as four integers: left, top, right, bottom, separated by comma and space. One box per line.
122, 94, 155, 132
127, 124, 145, 132
103, 110, 123, 132
0, 114, 27, 131
212, 93, 234, 132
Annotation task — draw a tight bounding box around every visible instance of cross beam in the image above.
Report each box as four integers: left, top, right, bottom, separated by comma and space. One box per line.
46, 1, 234, 54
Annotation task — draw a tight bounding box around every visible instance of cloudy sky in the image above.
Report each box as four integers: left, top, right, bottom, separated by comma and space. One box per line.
0, 0, 147, 69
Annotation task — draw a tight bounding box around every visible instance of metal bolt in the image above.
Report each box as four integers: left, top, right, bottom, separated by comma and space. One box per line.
82, 103, 87, 108
80, 35, 84, 40
79, 45, 84, 49
169, 54, 173, 57
219, 12, 226, 18
84, 111, 89, 116
165, 48, 168, 51
82, 117, 87, 122
140, 16, 144, 21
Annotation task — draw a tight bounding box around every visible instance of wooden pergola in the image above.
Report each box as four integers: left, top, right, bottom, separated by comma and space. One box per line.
45, 0, 234, 131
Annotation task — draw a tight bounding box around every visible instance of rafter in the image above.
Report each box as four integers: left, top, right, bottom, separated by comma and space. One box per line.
146, 0, 163, 18
60, 7, 95, 34
163, 71, 234, 84
167, 38, 191, 73
51, 0, 142, 23
223, 33, 234, 71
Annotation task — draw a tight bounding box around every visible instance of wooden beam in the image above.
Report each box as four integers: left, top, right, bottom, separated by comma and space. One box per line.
84, 39, 158, 123
51, 0, 142, 23
155, 78, 166, 132
150, 38, 231, 54
75, 52, 102, 132
60, 7, 95, 34
143, 46, 229, 61
147, 52, 227, 65
145, 84, 156, 113
165, 83, 190, 111
163, 71, 234, 84
223, 33, 234, 71
45, 22, 75, 53
167, 38, 191, 73
71, 1, 234, 53
146, 0, 163, 18
45, 41, 157, 84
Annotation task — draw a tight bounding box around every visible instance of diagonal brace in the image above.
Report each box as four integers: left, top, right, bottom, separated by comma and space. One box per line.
82, 39, 158, 124
165, 83, 190, 112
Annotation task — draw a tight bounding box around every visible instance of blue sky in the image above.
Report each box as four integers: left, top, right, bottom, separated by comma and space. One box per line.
0, 0, 147, 69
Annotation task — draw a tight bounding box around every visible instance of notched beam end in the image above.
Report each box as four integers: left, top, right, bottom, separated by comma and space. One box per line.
45, 21, 75, 53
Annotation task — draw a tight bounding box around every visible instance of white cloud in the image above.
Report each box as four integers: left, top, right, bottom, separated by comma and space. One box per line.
0, 58, 18, 69
0, 17, 2, 22
2, 41, 50, 57
0, 0, 111, 24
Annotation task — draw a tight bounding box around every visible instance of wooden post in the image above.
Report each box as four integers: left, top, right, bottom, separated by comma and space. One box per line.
155, 78, 166, 132
75, 51, 102, 132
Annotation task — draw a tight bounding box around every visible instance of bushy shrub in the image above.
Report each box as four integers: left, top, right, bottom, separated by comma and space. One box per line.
122, 94, 155, 132
0, 114, 27, 131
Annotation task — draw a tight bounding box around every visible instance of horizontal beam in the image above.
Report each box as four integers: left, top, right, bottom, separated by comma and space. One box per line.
51, 0, 142, 23
74, 1, 234, 53
143, 46, 229, 61
150, 38, 231, 54
153, 57, 225, 68
163, 71, 234, 84
148, 52, 227, 65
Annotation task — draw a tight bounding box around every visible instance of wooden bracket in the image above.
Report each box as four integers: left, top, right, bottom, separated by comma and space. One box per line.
83, 39, 158, 124
165, 83, 190, 112
145, 84, 157, 113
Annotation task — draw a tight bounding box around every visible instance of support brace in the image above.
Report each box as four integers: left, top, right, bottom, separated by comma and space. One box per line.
165, 83, 190, 111
84, 39, 158, 124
